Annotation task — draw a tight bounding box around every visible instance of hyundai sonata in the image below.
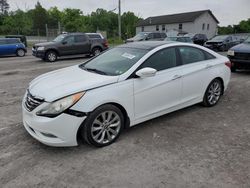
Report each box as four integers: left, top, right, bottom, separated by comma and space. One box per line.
22, 41, 231, 147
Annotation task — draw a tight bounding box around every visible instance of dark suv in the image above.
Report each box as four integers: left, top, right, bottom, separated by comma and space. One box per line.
192, 34, 208, 45
126, 32, 167, 43
32, 33, 109, 62
227, 36, 250, 72
204, 35, 240, 51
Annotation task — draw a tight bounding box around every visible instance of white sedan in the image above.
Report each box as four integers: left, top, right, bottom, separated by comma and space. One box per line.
22, 41, 231, 147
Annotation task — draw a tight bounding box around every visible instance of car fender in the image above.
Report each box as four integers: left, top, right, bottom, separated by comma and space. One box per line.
71, 79, 135, 124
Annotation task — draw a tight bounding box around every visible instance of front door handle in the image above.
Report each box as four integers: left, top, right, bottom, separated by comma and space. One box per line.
172, 75, 182, 80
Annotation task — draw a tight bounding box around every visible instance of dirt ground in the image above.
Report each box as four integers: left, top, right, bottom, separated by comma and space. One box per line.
0, 51, 250, 188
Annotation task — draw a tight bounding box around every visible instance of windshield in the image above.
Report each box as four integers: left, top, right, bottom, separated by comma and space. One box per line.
133, 32, 148, 40
212, 35, 228, 41
53, 34, 66, 42
80, 47, 148, 76
244, 36, 250, 43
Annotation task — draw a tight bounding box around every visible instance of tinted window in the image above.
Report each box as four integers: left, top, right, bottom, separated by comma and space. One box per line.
179, 47, 206, 64
0, 40, 7, 45
141, 48, 177, 71
64, 36, 75, 44
153, 33, 161, 38
161, 33, 167, 38
147, 33, 154, 39
75, 35, 87, 42
88, 34, 101, 39
7, 39, 20, 44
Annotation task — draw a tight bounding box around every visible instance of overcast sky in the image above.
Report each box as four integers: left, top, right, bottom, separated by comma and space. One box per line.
8, 0, 250, 26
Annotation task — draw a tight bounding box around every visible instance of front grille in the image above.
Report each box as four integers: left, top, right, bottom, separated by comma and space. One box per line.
25, 90, 44, 112
234, 52, 250, 60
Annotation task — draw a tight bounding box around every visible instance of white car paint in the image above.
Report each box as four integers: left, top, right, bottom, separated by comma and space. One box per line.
22, 42, 231, 147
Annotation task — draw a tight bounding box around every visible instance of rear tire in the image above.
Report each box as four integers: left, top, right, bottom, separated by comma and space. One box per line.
46, 51, 57, 62
16, 49, 25, 57
202, 79, 223, 107
92, 47, 102, 56
81, 104, 124, 147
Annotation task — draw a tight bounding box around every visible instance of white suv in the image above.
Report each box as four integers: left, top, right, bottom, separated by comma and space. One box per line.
22, 41, 231, 147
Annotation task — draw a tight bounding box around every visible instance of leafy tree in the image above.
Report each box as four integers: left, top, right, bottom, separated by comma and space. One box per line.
0, 0, 9, 14
32, 1, 48, 35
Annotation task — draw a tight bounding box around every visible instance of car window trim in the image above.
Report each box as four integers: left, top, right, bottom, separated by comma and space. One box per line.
177, 45, 216, 66
127, 46, 181, 79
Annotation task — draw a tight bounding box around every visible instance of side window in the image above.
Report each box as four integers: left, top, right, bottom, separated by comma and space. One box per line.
64, 36, 75, 44
161, 33, 167, 38
153, 33, 161, 38
179, 46, 206, 64
141, 48, 177, 71
147, 33, 154, 40
75, 35, 87, 42
0, 40, 6, 45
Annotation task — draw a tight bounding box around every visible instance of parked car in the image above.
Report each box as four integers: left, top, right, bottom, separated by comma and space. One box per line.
5, 35, 27, 47
0, 38, 26, 57
227, 36, 250, 72
126, 32, 167, 42
22, 41, 231, 147
192, 34, 208, 45
165, 36, 193, 43
204, 35, 240, 51
32, 32, 109, 62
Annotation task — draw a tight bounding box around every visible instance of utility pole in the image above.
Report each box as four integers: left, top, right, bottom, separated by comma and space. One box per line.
118, 0, 121, 40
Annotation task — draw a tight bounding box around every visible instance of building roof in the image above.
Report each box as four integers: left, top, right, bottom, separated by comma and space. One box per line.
137, 10, 219, 27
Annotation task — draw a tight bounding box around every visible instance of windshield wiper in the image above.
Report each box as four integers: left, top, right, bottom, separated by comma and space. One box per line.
81, 66, 108, 75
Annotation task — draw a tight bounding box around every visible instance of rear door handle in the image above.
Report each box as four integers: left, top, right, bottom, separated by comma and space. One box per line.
172, 75, 182, 80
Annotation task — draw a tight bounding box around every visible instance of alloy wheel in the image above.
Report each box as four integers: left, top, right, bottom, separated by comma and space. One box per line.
207, 81, 222, 105
91, 111, 121, 144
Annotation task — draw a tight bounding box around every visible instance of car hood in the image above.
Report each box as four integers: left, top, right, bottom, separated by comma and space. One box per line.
28, 65, 119, 102
34, 41, 57, 47
230, 43, 250, 53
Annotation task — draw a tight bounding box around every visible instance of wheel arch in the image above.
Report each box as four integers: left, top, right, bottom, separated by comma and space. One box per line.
76, 102, 130, 144
45, 48, 60, 56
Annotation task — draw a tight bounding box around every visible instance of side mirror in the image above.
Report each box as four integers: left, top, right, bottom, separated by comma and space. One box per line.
62, 41, 67, 45
136, 67, 157, 78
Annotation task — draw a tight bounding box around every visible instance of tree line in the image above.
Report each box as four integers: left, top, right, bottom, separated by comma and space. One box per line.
218, 18, 250, 35
0, 1, 140, 39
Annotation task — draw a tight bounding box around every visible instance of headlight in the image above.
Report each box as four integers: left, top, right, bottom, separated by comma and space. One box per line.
227, 50, 235, 56
36, 92, 85, 117
37, 46, 45, 51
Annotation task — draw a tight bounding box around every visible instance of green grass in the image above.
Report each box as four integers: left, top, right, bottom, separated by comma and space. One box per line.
108, 37, 124, 47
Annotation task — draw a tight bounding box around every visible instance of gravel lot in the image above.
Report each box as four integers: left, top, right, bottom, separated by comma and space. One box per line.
0, 51, 250, 188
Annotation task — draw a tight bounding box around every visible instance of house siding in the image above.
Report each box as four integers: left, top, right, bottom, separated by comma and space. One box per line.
136, 12, 218, 39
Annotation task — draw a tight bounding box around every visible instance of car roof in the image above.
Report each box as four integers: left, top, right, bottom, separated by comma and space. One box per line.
118, 41, 175, 50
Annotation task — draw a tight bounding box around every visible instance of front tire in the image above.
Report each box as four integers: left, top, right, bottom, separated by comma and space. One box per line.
202, 79, 223, 107
16, 49, 26, 57
82, 104, 124, 147
46, 51, 57, 62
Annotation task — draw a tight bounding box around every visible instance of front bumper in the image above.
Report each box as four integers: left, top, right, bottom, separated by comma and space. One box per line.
22, 99, 86, 147
229, 58, 250, 69
32, 48, 46, 58
204, 44, 222, 51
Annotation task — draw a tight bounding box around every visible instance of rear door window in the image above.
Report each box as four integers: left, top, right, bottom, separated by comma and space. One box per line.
75, 35, 87, 43
178, 46, 206, 64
